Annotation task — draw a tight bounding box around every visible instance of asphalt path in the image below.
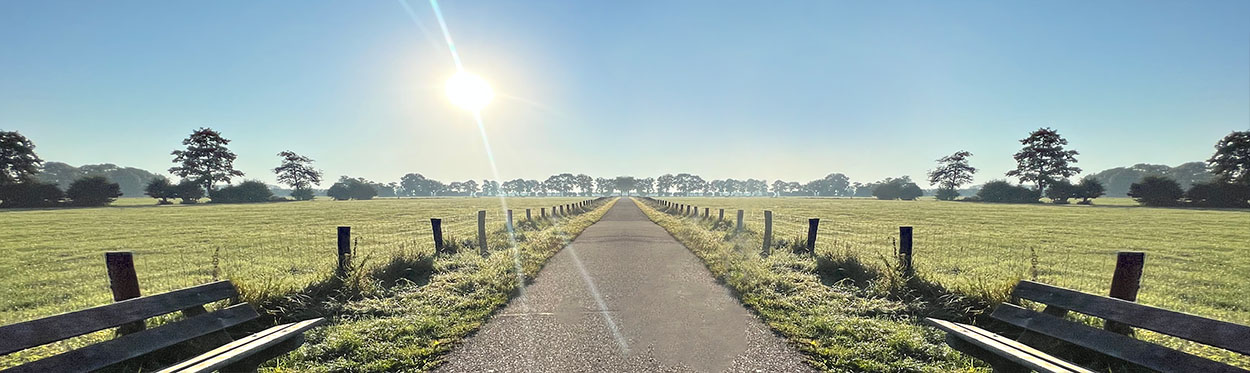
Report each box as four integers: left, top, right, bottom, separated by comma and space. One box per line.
437, 198, 811, 372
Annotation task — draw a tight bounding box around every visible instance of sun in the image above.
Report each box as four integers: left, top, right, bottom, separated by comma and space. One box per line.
445, 71, 494, 111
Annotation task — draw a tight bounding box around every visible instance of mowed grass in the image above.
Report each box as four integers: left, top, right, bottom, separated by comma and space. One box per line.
658, 197, 1250, 367
0, 196, 601, 368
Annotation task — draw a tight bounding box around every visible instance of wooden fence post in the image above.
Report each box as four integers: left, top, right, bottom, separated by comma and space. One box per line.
806, 218, 820, 254
105, 251, 144, 334
431, 218, 445, 254
526, 209, 532, 221
507, 210, 514, 231
703, 208, 708, 218
718, 209, 724, 222
762, 211, 773, 253
736, 210, 744, 231
337, 226, 351, 275
477, 210, 487, 255
899, 226, 913, 276
1106, 251, 1145, 335
541, 207, 547, 218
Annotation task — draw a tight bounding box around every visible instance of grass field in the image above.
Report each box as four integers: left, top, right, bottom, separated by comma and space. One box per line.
0, 196, 609, 369
651, 196, 1250, 368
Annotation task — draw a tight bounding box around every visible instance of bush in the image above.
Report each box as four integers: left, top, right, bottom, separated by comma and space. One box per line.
290, 187, 315, 201
174, 179, 205, 204
934, 187, 959, 201
66, 176, 122, 206
145, 177, 176, 204
1128, 176, 1184, 206
1075, 177, 1105, 205
0, 182, 63, 207
974, 180, 1040, 203
871, 179, 922, 200
1185, 182, 1250, 208
327, 179, 377, 200
209, 180, 274, 203
1045, 179, 1078, 204
898, 183, 923, 200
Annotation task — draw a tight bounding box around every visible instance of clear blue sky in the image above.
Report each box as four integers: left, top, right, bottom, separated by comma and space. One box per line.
3, 1, 1248, 186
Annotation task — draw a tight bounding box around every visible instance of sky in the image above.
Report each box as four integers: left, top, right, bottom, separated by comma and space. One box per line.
2, 1, 1248, 187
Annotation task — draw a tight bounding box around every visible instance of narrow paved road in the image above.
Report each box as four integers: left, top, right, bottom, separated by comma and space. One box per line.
438, 198, 811, 372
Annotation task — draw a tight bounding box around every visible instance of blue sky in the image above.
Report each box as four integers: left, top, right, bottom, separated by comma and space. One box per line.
2, 1, 1248, 187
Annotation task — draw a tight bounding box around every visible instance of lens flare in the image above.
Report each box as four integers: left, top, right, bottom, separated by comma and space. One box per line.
445, 71, 494, 111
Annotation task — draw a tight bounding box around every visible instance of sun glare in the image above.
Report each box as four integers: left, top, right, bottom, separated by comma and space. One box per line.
445, 71, 494, 111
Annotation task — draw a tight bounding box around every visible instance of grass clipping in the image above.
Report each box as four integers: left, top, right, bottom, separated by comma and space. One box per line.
269, 199, 618, 372
635, 200, 978, 373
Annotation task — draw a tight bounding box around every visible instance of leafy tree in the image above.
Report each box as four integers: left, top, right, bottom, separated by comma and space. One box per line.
145, 177, 176, 204
1006, 128, 1081, 192
1044, 179, 1078, 204
208, 180, 274, 203
673, 173, 706, 196
169, 128, 244, 191
1185, 182, 1250, 208
327, 177, 378, 200
462, 180, 479, 197
574, 174, 594, 196
0, 131, 43, 185
525, 179, 542, 196
0, 182, 63, 207
744, 179, 768, 196
1128, 176, 1184, 206
1088, 162, 1213, 197
870, 177, 921, 200
400, 173, 446, 196
770, 180, 786, 197
594, 177, 613, 195
928, 150, 977, 200
637, 177, 655, 196
805, 174, 851, 196
545, 174, 575, 196
1207, 131, 1250, 185
1075, 177, 1105, 205
974, 180, 1041, 203
613, 176, 637, 195
273, 151, 322, 200
655, 174, 675, 196
174, 179, 205, 204
898, 183, 923, 200
480, 180, 499, 196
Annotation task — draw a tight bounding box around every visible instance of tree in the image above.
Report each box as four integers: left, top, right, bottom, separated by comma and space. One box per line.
208, 180, 274, 203
1006, 128, 1081, 192
613, 176, 637, 195
1207, 131, 1250, 185
673, 173, 705, 196
1127, 176, 1184, 206
637, 177, 655, 196
1185, 182, 1250, 208
462, 180, 479, 197
0, 131, 43, 185
400, 173, 445, 196
870, 177, 921, 200
898, 183, 923, 200
273, 151, 322, 200
145, 177, 176, 204
174, 179, 205, 204
770, 180, 787, 197
974, 180, 1040, 203
545, 174, 575, 196
169, 128, 244, 191
928, 151, 977, 200
328, 177, 378, 200
594, 177, 613, 195
574, 174, 594, 196
655, 174, 675, 196
1075, 177, 1105, 205
805, 174, 851, 196
1044, 179, 1079, 204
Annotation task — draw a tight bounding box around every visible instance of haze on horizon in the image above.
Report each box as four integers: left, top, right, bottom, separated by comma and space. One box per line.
2, 1, 1248, 187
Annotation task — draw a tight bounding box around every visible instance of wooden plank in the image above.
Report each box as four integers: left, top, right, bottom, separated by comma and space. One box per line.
0, 281, 238, 355
1, 304, 258, 373
925, 318, 1093, 373
991, 304, 1249, 373
157, 318, 324, 373
1013, 281, 1250, 355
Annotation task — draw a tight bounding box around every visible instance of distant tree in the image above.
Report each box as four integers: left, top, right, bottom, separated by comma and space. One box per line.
481, 180, 499, 196
974, 180, 1041, 203
1006, 128, 1081, 192
273, 151, 322, 200
1127, 176, 1184, 206
1075, 177, 1105, 205
805, 174, 851, 196
1207, 131, 1250, 185
174, 179, 205, 204
145, 177, 176, 204
1044, 179, 1079, 204
899, 183, 923, 200
400, 173, 445, 196
673, 173, 705, 196
1185, 182, 1250, 208
613, 176, 637, 195
594, 177, 613, 195
169, 128, 244, 191
0, 182, 63, 207
928, 150, 977, 200
0, 131, 43, 185
462, 180, 479, 197
328, 177, 378, 200
637, 177, 655, 196
656, 174, 676, 196
208, 180, 274, 203
744, 179, 768, 196
545, 174, 575, 196
870, 177, 921, 200
574, 174, 594, 196
769, 180, 786, 197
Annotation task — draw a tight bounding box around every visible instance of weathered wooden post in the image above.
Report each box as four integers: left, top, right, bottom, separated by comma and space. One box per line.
1106, 251, 1145, 335
541, 207, 547, 218
762, 211, 773, 253
806, 218, 820, 254
337, 226, 351, 274
718, 209, 724, 221
105, 251, 144, 334
431, 218, 445, 254
899, 226, 913, 276
477, 210, 487, 255
703, 208, 708, 218
526, 208, 532, 221
736, 210, 744, 231
506, 209, 514, 231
